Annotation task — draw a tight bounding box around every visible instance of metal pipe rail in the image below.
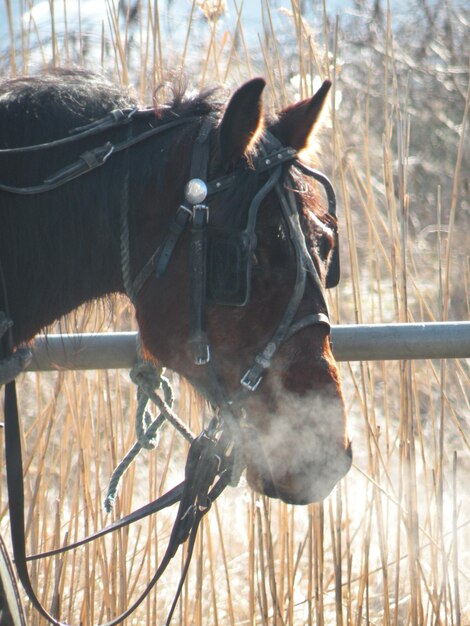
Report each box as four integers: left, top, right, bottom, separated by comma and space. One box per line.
26, 322, 470, 372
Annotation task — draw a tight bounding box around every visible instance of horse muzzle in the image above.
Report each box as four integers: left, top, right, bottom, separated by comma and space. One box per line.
244, 438, 352, 504
240, 393, 352, 505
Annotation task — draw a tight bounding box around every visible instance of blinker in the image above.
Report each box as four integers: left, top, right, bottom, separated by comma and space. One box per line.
207, 230, 253, 307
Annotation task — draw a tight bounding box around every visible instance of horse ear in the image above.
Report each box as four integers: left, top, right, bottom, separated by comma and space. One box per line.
219, 78, 266, 162
270, 80, 331, 151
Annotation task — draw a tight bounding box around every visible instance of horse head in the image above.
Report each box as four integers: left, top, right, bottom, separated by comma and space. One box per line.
134, 78, 352, 505
0, 71, 351, 505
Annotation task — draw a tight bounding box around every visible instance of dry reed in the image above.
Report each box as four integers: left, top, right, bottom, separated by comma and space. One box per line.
0, 0, 469, 624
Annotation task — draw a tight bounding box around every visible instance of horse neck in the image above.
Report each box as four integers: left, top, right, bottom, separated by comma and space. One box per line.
1, 176, 127, 346
1, 114, 196, 347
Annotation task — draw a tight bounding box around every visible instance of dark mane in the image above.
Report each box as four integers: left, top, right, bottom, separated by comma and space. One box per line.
0, 68, 136, 148
0, 68, 222, 149
158, 85, 222, 123
0, 69, 222, 341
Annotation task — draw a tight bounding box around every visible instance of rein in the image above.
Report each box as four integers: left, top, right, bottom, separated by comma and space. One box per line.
3, 381, 236, 626
1, 105, 340, 625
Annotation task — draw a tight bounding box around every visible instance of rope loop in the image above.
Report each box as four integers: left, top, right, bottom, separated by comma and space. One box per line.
104, 355, 171, 510
130, 359, 167, 448
130, 358, 163, 391
104, 346, 196, 512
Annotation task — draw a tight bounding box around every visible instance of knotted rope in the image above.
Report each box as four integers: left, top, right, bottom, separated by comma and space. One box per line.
105, 149, 197, 512
107, 137, 242, 513
104, 340, 195, 513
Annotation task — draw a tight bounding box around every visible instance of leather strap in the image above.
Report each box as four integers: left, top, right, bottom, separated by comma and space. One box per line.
186, 118, 213, 364
293, 162, 340, 287
3, 377, 234, 626
0, 117, 199, 195
0, 531, 26, 626
0, 107, 143, 154
132, 118, 214, 364
154, 205, 191, 277
4, 381, 69, 626
189, 205, 210, 364
26, 483, 185, 562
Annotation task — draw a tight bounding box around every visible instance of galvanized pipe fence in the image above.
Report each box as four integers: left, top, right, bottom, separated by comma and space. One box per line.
27, 322, 470, 371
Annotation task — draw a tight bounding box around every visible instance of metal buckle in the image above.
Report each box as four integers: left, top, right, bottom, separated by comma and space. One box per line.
178, 203, 193, 217
191, 204, 209, 228
194, 344, 210, 366
240, 369, 263, 392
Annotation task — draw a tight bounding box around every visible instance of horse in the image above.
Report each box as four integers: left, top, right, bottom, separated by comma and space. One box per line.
0, 68, 352, 508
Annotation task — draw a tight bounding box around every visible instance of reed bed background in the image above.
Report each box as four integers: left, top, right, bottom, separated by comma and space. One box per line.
0, 0, 469, 624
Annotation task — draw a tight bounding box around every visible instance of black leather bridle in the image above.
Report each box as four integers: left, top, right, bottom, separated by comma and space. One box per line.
133, 118, 339, 387
1, 106, 340, 625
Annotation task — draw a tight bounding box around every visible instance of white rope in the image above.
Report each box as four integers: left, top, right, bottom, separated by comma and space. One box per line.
119, 166, 136, 304
104, 334, 197, 512
107, 152, 241, 511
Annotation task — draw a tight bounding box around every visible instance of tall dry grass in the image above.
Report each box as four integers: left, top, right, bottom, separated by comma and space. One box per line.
1, 0, 469, 624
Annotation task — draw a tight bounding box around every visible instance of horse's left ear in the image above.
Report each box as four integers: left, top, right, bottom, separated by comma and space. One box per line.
270, 80, 331, 151
219, 77, 266, 163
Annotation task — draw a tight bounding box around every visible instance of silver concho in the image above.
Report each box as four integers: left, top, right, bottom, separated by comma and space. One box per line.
184, 178, 208, 205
